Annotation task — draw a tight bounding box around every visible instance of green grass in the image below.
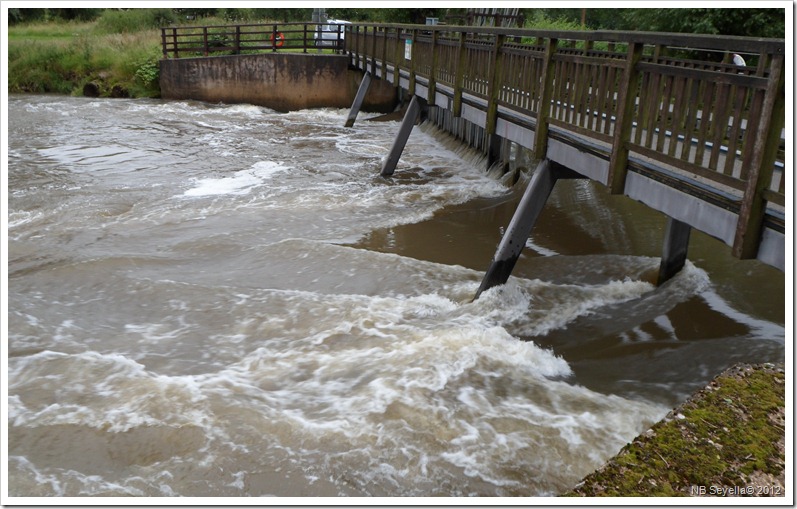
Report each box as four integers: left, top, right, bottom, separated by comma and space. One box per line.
7, 19, 95, 40
8, 19, 163, 97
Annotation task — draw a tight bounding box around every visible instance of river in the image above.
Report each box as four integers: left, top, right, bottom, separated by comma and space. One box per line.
6, 95, 785, 498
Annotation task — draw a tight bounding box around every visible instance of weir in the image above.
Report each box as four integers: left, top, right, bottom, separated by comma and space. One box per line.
160, 21, 786, 296
338, 22, 785, 297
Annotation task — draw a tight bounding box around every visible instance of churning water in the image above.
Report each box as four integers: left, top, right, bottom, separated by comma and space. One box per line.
6, 95, 785, 498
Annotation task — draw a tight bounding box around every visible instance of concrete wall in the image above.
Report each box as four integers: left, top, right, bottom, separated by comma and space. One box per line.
160, 53, 397, 113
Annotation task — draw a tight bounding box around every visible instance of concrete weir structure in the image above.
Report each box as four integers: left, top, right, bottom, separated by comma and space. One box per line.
160, 53, 397, 113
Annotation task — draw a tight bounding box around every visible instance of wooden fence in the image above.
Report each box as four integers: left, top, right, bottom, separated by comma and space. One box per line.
161, 22, 346, 58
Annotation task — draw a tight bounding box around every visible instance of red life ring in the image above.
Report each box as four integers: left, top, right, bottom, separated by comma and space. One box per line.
271, 32, 285, 48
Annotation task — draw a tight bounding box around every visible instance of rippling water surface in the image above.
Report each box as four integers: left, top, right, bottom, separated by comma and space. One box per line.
6, 95, 785, 498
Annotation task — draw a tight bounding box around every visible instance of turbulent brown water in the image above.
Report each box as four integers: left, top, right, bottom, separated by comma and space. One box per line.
6, 95, 785, 498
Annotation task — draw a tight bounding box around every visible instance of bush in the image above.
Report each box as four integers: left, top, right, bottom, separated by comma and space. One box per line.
134, 55, 159, 87
95, 8, 178, 34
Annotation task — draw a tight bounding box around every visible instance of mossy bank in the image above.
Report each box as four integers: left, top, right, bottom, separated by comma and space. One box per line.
565, 363, 786, 497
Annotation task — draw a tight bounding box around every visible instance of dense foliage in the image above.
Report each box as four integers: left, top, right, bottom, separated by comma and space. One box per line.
552, 8, 785, 38
8, 7, 786, 38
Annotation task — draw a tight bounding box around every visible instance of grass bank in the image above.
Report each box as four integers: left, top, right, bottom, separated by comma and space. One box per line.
565, 363, 786, 498
8, 10, 251, 98
8, 20, 163, 98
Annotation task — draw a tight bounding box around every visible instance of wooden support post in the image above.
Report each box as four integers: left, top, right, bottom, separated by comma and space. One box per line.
733, 53, 785, 259
487, 133, 504, 169
345, 72, 372, 128
354, 25, 360, 64
381, 27, 388, 79
485, 34, 506, 137
381, 96, 426, 177
428, 29, 440, 102
657, 217, 692, 285
474, 160, 583, 300
532, 38, 558, 160
408, 29, 418, 96
607, 42, 644, 194
172, 27, 179, 58
393, 29, 402, 86
453, 31, 467, 117
370, 26, 378, 75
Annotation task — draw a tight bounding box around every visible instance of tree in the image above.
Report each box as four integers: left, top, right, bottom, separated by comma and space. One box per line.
620, 8, 784, 38
525, 8, 784, 38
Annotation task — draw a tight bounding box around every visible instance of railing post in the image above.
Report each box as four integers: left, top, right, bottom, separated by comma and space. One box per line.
408, 29, 418, 96
363, 27, 376, 75
202, 27, 209, 56
428, 29, 440, 102
732, 53, 786, 259
393, 28, 402, 86
172, 27, 179, 58
234, 26, 240, 55
338, 23, 344, 54
354, 25, 360, 65
453, 31, 467, 117
532, 37, 558, 160
607, 41, 644, 194
485, 33, 506, 137
381, 27, 388, 79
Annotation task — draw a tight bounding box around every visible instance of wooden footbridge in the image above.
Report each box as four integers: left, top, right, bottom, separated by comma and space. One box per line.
161, 22, 786, 297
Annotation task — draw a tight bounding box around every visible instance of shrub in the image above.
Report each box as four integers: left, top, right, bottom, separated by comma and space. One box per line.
95, 8, 178, 34
134, 55, 159, 87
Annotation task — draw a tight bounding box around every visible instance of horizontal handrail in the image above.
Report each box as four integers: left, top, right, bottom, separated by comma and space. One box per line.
347, 22, 785, 54
160, 22, 347, 58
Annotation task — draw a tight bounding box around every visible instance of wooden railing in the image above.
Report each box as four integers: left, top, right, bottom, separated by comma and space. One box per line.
160, 22, 346, 58
345, 23, 785, 259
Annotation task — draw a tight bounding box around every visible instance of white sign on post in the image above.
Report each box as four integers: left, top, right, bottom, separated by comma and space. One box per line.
404, 39, 412, 60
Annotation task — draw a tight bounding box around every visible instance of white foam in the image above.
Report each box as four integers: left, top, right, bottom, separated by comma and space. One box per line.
525, 236, 559, 256
8, 210, 45, 229
182, 161, 290, 197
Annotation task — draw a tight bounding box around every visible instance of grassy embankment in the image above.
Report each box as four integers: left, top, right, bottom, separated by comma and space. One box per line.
8, 12, 168, 98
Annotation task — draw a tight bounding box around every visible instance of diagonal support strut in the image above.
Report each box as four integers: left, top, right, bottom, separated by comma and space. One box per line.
474, 159, 583, 300
345, 71, 372, 128
381, 95, 427, 177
